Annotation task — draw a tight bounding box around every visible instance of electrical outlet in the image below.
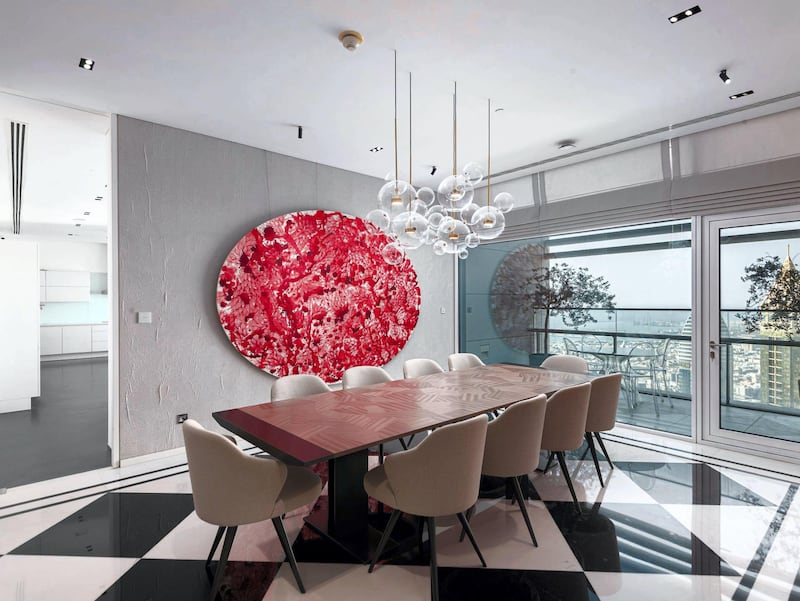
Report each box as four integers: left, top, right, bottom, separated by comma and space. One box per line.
176, 413, 188, 424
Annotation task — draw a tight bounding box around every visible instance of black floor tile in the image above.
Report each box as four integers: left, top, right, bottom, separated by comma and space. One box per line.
546, 501, 738, 576
615, 461, 772, 505
11, 492, 194, 557
439, 567, 599, 601
96, 559, 279, 601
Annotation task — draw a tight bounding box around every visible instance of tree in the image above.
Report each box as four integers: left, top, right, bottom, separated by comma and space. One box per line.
738, 253, 800, 340
490, 244, 616, 353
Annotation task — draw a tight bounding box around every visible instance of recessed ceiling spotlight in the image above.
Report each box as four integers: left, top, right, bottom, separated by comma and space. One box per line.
83, 211, 91, 215
668, 5, 701, 23
369, 146, 384, 153
95, 196, 103, 201
719, 69, 731, 84
78, 58, 95, 70
729, 90, 754, 100
558, 141, 576, 151
67, 233, 74, 236
75, 223, 82, 227
494, 107, 505, 113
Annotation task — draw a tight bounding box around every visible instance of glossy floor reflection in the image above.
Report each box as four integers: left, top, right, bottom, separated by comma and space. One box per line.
2, 438, 800, 600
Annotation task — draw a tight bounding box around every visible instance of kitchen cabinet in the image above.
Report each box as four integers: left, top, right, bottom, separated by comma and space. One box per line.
91, 325, 108, 352
40, 327, 63, 355
40, 270, 90, 302
40, 323, 108, 357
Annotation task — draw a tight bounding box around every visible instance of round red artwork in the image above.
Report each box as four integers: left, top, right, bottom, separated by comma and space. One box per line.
216, 210, 421, 383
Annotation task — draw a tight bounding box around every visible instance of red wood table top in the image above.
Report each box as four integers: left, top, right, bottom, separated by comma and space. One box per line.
213, 364, 593, 466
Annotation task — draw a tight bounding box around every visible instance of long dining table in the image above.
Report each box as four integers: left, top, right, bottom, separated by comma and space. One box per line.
213, 363, 593, 561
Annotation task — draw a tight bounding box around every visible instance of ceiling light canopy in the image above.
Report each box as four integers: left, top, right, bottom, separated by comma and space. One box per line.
558, 141, 576, 151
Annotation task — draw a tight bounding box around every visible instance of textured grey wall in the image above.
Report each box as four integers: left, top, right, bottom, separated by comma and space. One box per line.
116, 116, 455, 460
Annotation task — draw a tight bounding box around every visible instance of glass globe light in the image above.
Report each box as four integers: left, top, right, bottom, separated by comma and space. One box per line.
465, 232, 480, 248
471, 206, 506, 240
460, 202, 479, 223
436, 174, 474, 212
416, 186, 436, 207
462, 161, 485, 186
366, 209, 390, 232
409, 198, 428, 216
381, 241, 405, 265
436, 219, 470, 254
421, 227, 438, 245
390, 212, 429, 250
378, 179, 415, 215
458, 247, 470, 260
438, 215, 458, 234
492, 191, 514, 213
432, 239, 448, 255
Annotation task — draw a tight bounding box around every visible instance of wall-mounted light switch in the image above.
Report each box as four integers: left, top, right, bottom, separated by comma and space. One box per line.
137, 311, 152, 324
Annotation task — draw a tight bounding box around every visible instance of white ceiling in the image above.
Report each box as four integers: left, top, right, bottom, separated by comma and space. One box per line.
1, 0, 799, 215
0, 93, 109, 242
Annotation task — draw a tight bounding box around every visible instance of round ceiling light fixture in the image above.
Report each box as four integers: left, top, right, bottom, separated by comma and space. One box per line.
558, 140, 577, 151
338, 30, 364, 52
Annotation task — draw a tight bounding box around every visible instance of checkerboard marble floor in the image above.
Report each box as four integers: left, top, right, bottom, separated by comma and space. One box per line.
2, 436, 800, 601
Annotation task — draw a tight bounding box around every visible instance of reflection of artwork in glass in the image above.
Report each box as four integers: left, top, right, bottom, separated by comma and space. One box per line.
490, 244, 615, 353
217, 210, 421, 383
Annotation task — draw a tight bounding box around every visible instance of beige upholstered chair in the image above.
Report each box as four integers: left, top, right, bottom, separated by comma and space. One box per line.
270, 374, 330, 402
403, 358, 445, 378
480, 394, 547, 546
447, 352, 485, 371
342, 365, 392, 389
540, 382, 592, 511
541, 354, 589, 373
364, 414, 489, 601
182, 419, 321, 598
584, 373, 623, 486
342, 366, 397, 457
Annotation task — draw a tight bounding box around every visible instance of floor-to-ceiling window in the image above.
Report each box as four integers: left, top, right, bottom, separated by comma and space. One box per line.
459, 219, 693, 436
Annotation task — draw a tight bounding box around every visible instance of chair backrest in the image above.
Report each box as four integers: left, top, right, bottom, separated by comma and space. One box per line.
403, 358, 444, 378
541, 354, 589, 373
342, 365, 392, 389
540, 382, 592, 452
585, 373, 623, 433
564, 337, 579, 355
482, 395, 547, 478
447, 353, 485, 371
182, 419, 287, 526
271, 374, 331, 401
383, 414, 488, 517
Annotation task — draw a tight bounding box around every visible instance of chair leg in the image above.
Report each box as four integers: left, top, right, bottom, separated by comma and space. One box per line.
510, 476, 538, 547
205, 526, 225, 568
458, 503, 475, 543
379, 443, 384, 464
369, 509, 402, 573
555, 451, 581, 513
585, 432, 604, 487
209, 525, 237, 601
455, 512, 486, 567
398, 437, 408, 450
543, 451, 555, 473
594, 432, 614, 470
273, 517, 306, 593
427, 516, 439, 601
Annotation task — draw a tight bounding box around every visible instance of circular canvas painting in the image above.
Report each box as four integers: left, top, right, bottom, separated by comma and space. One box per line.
217, 210, 421, 382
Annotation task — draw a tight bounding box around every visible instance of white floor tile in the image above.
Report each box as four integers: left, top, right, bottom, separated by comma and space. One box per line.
716, 467, 792, 507
264, 562, 430, 601
435, 499, 583, 571
586, 572, 740, 601
122, 470, 192, 494
0, 554, 137, 601
531, 461, 658, 505
0, 495, 100, 554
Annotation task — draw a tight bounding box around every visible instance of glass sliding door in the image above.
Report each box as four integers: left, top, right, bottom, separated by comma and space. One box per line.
459, 219, 693, 436
704, 209, 800, 454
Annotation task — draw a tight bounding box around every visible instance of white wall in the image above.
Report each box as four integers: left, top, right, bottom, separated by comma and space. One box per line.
115, 116, 455, 460
39, 240, 107, 273
0, 240, 40, 412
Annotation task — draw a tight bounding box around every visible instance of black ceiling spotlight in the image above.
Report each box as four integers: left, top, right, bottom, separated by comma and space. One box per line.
719, 69, 731, 84
369, 146, 383, 153
430, 165, 437, 176
297, 125, 303, 139
78, 58, 94, 70
729, 90, 754, 100
668, 5, 701, 23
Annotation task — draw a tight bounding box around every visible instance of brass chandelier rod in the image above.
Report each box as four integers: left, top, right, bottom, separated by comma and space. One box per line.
409, 72, 412, 186
452, 82, 458, 176
393, 50, 399, 187
487, 98, 491, 206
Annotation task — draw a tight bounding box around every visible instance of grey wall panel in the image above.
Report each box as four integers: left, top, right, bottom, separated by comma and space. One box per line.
116, 116, 454, 460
